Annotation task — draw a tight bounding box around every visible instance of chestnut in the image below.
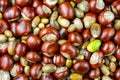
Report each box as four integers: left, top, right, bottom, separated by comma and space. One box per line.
0, 19, 9, 34
15, 0, 32, 7
41, 55, 52, 65
42, 64, 56, 73
53, 67, 69, 79
43, 0, 58, 8
10, 63, 23, 77
53, 53, 65, 67
21, 7, 35, 20
68, 32, 82, 46
99, 27, 115, 42
40, 73, 56, 80
114, 30, 120, 45
111, 0, 120, 14
88, 68, 100, 79
10, 22, 18, 37
13, 74, 28, 80
73, 60, 90, 75
41, 41, 59, 57
0, 54, 13, 71
89, 51, 103, 68
80, 49, 91, 61
39, 27, 59, 41
32, 0, 42, 8
0, 0, 10, 13
0, 43, 8, 55
59, 28, 68, 39
114, 68, 120, 80
98, 10, 115, 25
16, 20, 32, 36
105, 0, 114, 3
26, 51, 41, 63
4, 6, 20, 21
60, 42, 77, 59
16, 42, 28, 57
101, 41, 115, 55
72, 0, 81, 3
82, 30, 91, 41
30, 64, 42, 79
26, 35, 41, 51
58, 2, 74, 19
115, 46, 120, 60
89, 0, 105, 13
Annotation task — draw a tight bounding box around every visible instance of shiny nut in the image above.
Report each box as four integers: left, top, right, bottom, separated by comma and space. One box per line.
13, 74, 28, 80
8, 41, 16, 55
42, 64, 56, 73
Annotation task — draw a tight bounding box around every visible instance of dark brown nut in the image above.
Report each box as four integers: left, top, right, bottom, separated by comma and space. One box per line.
41, 41, 59, 57
68, 32, 82, 46
72, 0, 81, 3
0, 70, 10, 80
80, 49, 91, 61
41, 55, 52, 65
39, 27, 59, 41
30, 64, 42, 79
15, 0, 32, 7
114, 30, 120, 45
4, 6, 20, 21
60, 42, 77, 59
99, 27, 115, 42
89, 51, 103, 68
43, 0, 58, 8
16, 42, 27, 57
36, 5, 52, 17
89, 0, 105, 13
10, 63, 23, 77
98, 10, 115, 25
42, 64, 56, 73
105, 0, 114, 3
0, 54, 13, 71
83, 78, 90, 80
13, 74, 28, 80
53, 53, 65, 67
8, 41, 17, 55
10, 22, 18, 37
114, 68, 120, 80
82, 30, 91, 41
88, 68, 100, 79
73, 60, 90, 75
0, 19, 9, 34
83, 13, 96, 29
115, 46, 120, 60
21, 7, 35, 20
0, 0, 10, 13
58, 2, 74, 19
26, 35, 41, 51
59, 28, 68, 39
40, 73, 56, 80
111, 0, 120, 14
16, 20, 32, 36
32, 0, 42, 8
53, 67, 69, 79
0, 43, 8, 55
26, 51, 41, 63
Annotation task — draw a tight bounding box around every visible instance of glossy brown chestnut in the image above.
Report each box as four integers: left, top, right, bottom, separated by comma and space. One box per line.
16, 20, 32, 36
43, 0, 58, 8
72, 0, 81, 3
21, 7, 35, 20
114, 30, 120, 45
105, 0, 114, 3
0, 54, 13, 71
10, 22, 18, 37
112, 0, 120, 14
26, 51, 41, 63
82, 30, 91, 41
80, 49, 91, 61
0, 19, 9, 34
41, 41, 59, 57
0, 0, 9, 13
98, 10, 115, 25
39, 27, 59, 41
32, 0, 42, 8
30, 64, 42, 79
58, 2, 74, 19
89, 0, 105, 13
16, 42, 28, 57
26, 35, 41, 51
101, 41, 115, 55
15, 0, 32, 7
88, 68, 100, 79
60, 42, 77, 59
99, 27, 115, 42
13, 74, 28, 80
53, 67, 69, 79
53, 53, 65, 67
40, 73, 56, 80
89, 51, 103, 68
59, 28, 68, 39
115, 46, 120, 60
114, 68, 120, 80
41, 55, 52, 65
4, 6, 20, 21
68, 32, 82, 46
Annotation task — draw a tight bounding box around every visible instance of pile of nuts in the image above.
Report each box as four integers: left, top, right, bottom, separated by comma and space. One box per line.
0, 0, 120, 80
